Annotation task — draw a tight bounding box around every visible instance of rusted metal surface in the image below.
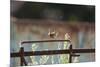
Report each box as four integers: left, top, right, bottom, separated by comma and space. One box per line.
11, 48, 95, 57
10, 40, 95, 66
19, 47, 27, 66
21, 40, 71, 44
69, 45, 72, 63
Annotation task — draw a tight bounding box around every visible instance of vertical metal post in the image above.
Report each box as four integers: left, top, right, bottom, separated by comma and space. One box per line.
20, 47, 24, 66
69, 45, 72, 63
68, 45, 80, 63
20, 47, 27, 66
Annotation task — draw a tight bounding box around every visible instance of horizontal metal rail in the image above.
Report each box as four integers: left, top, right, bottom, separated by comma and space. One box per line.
21, 40, 71, 44
10, 40, 95, 65
11, 49, 95, 57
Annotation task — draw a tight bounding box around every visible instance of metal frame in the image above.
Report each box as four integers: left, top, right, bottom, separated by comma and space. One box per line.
10, 40, 95, 66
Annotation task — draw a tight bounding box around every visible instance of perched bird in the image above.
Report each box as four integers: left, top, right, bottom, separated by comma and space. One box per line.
48, 29, 58, 38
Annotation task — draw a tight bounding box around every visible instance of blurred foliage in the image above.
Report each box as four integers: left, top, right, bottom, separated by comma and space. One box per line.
68, 15, 79, 21
12, 1, 95, 22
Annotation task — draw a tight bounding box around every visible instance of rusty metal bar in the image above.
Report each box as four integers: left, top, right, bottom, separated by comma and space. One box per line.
21, 40, 71, 45
71, 54, 80, 57
20, 47, 27, 66
11, 49, 95, 57
69, 45, 72, 63
69, 45, 80, 63
20, 47, 24, 66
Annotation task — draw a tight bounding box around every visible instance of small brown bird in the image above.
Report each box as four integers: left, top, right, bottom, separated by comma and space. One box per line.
48, 29, 58, 38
